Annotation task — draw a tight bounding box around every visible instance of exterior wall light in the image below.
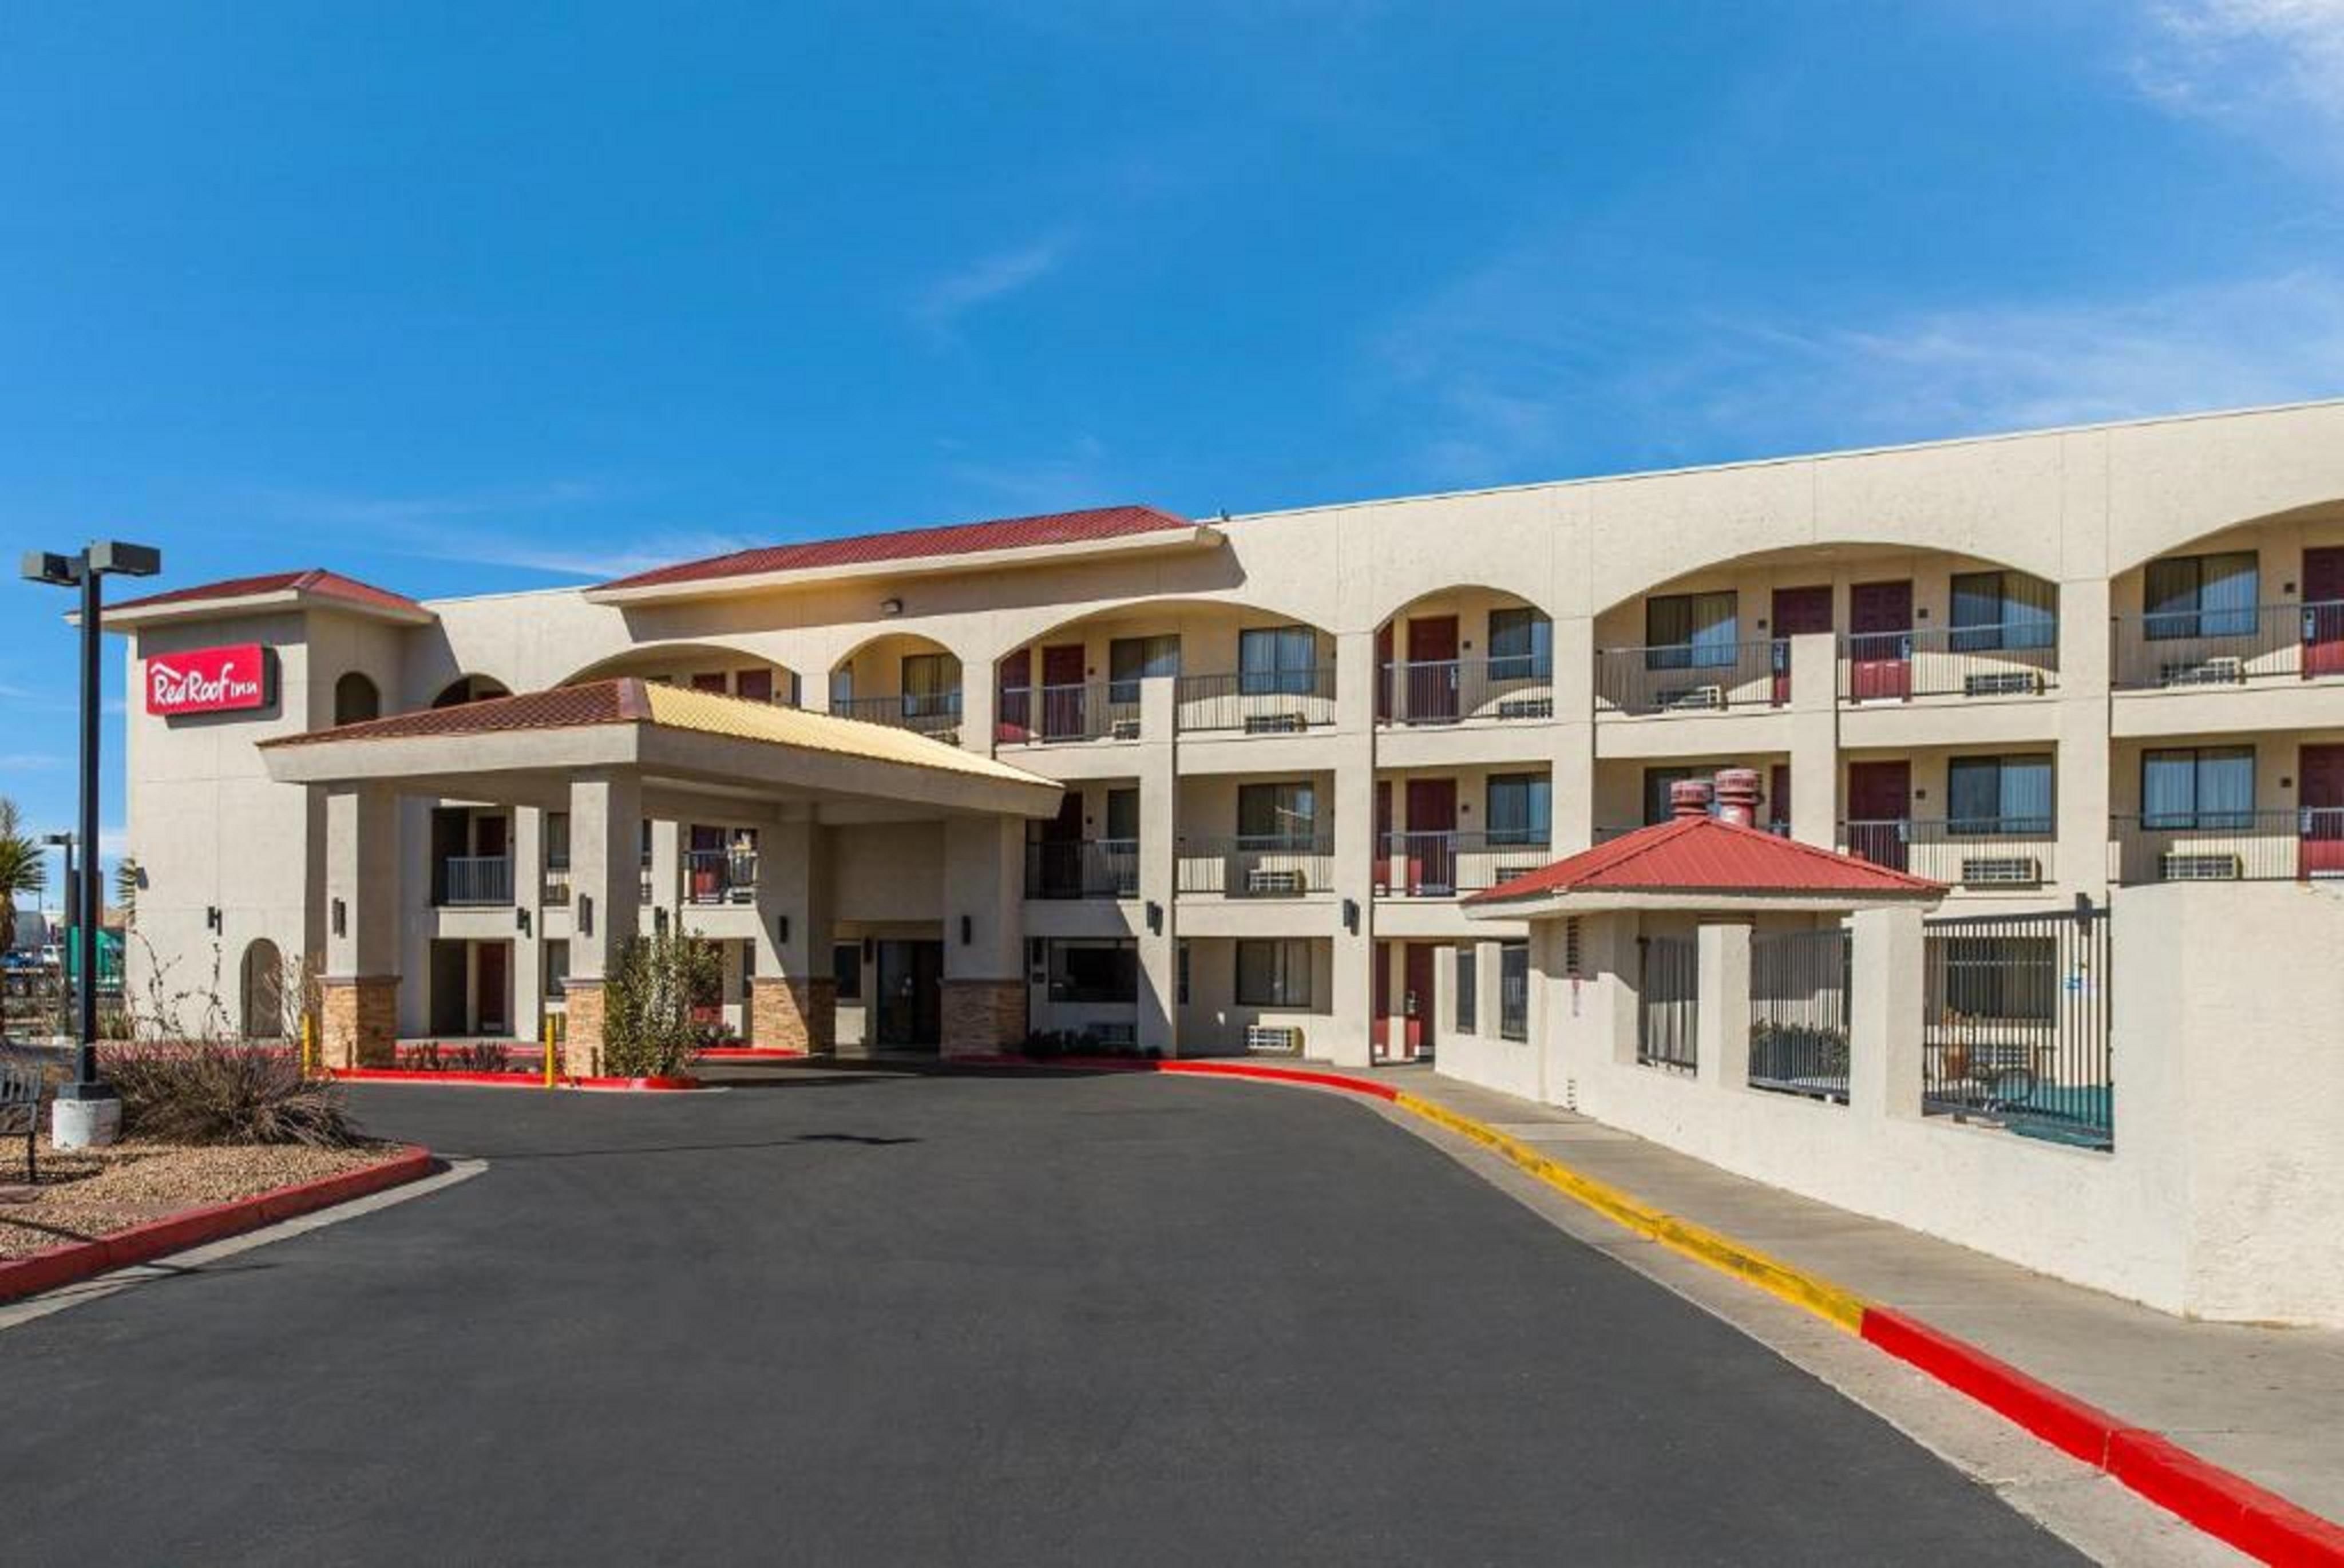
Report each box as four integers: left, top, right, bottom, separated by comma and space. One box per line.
1343, 898, 1360, 934
880, 597, 904, 617
1146, 900, 1163, 935
331, 898, 347, 939
960, 914, 972, 945
775, 914, 790, 945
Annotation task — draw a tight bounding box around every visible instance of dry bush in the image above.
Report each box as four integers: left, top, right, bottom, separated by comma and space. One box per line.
101, 1042, 358, 1147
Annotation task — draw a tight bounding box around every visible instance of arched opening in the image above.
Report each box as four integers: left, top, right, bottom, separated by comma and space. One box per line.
557, 644, 800, 704
431, 674, 512, 710
1372, 585, 1554, 728
240, 939, 285, 1040
828, 632, 962, 740
2109, 499, 2344, 692
333, 671, 381, 725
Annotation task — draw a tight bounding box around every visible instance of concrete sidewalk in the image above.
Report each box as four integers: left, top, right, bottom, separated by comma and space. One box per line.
1373, 1062, 2344, 1526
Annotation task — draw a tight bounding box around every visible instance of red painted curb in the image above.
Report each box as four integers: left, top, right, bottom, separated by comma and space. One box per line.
1863, 1307, 2344, 1565
332, 1067, 543, 1088
1859, 1307, 2121, 1467
694, 1047, 806, 1060
0, 1144, 433, 1305
1154, 1060, 1400, 1100
567, 1075, 704, 1091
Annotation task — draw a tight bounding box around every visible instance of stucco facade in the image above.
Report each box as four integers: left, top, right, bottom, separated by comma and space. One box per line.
108, 399, 2344, 1067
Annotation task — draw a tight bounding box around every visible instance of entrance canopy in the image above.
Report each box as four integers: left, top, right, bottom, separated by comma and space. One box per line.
260, 676, 1063, 822
1464, 814, 1945, 918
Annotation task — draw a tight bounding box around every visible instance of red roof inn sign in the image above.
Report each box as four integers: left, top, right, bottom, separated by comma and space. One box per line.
145, 644, 272, 716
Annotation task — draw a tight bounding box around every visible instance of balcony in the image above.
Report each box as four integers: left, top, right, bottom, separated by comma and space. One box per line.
1840, 625, 2057, 703
541, 864, 571, 906
1597, 640, 1779, 716
438, 855, 513, 907
1375, 830, 1552, 897
1175, 835, 1335, 897
998, 683, 1143, 746
1378, 658, 1555, 726
2113, 601, 2344, 691
683, 848, 758, 906
1173, 670, 1337, 734
1024, 839, 1139, 900
830, 691, 963, 742
2112, 809, 2344, 884
1839, 820, 2056, 888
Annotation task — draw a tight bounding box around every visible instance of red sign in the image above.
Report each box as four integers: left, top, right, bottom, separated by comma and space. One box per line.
146, 644, 271, 716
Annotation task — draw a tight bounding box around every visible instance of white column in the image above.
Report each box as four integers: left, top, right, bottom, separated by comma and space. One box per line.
569, 773, 644, 982
512, 806, 544, 1043
1787, 631, 1840, 848
2055, 577, 2113, 896
324, 785, 402, 980
1849, 905, 1925, 1121
1328, 629, 1379, 1066
1136, 675, 1179, 1055
1553, 615, 1598, 852
1695, 921, 1752, 1091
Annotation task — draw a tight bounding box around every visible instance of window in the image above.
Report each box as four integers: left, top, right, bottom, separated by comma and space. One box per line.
1949, 572, 2057, 652
901, 652, 960, 716
333, 671, 380, 725
1048, 940, 1137, 1004
1236, 939, 1313, 1007
2142, 747, 2255, 830
735, 668, 775, 704
1108, 635, 1179, 703
1946, 756, 2054, 834
2144, 552, 2258, 641
543, 812, 571, 871
1177, 940, 1190, 1006
1455, 948, 1478, 1034
741, 941, 756, 1001
1238, 625, 1319, 696
690, 672, 727, 694
1105, 787, 1139, 847
544, 940, 569, 999
1642, 766, 1739, 826
829, 667, 854, 709
1934, 936, 2056, 1023
1645, 592, 1738, 670
833, 943, 862, 1000
1486, 774, 1551, 846
1238, 781, 1318, 846
1487, 608, 1553, 681
1499, 943, 1529, 1040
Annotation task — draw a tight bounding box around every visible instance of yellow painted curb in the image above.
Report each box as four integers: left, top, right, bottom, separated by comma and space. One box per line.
1392, 1091, 1872, 1333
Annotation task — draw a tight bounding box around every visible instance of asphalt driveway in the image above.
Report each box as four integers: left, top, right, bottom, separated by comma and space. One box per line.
1, 1066, 2079, 1565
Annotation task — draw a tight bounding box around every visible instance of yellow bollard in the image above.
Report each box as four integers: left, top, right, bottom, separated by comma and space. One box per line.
302, 1014, 318, 1079
543, 1016, 558, 1090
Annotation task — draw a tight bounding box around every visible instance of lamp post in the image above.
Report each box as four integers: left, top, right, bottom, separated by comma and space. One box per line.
21, 540, 161, 1148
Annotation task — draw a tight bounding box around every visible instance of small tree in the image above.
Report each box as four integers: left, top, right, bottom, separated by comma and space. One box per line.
0, 798, 45, 956
601, 932, 720, 1079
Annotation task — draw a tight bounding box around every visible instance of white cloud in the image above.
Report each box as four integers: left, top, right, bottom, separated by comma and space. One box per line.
1375, 268, 2344, 483
0, 754, 68, 772
2133, 1, 2344, 137
912, 235, 1074, 338
251, 482, 758, 580
940, 433, 1115, 512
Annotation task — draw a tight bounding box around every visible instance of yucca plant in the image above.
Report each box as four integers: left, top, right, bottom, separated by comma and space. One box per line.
0, 798, 45, 957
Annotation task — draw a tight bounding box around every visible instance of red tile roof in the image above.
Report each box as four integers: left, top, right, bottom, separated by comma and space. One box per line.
263, 679, 647, 747
1467, 816, 1943, 904
108, 568, 427, 617
595, 505, 1197, 592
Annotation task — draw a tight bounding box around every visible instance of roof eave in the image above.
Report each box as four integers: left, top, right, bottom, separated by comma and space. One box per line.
1466, 887, 1945, 918
95, 589, 438, 632
583, 524, 1224, 605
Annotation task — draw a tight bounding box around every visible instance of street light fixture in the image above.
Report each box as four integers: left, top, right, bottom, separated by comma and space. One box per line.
21, 538, 161, 1148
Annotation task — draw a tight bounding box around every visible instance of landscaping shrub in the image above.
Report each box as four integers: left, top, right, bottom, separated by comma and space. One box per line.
102, 1043, 358, 1147
449, 1040, 513, 1073
601, 932, 720, 1079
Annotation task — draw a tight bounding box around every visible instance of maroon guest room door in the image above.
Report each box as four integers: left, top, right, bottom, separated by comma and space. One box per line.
1770, 585, 1832, 705
1040, 643, 1086, 737
2304, 548, 2344, 678
1403, 942, 1435, 1056
1849, 581, 1913, 701
2301, 745, 2344, 877
1404, 778, 1458, 894
1846, 761, 1911, 870
1407, 616, 1460, 722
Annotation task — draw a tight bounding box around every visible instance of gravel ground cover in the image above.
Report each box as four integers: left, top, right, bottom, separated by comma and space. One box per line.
0, 1137, 395, 1258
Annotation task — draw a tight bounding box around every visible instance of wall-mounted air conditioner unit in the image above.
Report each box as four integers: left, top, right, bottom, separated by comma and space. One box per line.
1658, 684, 1723, 711
2161, 851, 2242, 881
1246, 1024, 1303, 1054
1109, 718, 1142, 741
1959, 856, 2042, 885
2158, 656, 2244, 688
1244, 712, 1308, 734
1963, 670, 2044, 697
1244, 868, 1308, 896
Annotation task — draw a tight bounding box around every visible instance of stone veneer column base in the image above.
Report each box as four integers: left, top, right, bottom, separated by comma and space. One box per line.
940, 979, 1027, 1058
750, 976, 835, 1053
561, 981, 605, 1078
319, 976, 398, 1069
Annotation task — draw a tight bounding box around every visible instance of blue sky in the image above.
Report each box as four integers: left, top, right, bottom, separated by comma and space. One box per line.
4, 0, 2342, 891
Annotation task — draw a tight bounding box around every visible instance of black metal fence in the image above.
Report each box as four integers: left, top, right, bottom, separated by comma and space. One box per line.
830, 691, 963, 740
1636, 935, 1698, 1072
2113, 600, 2344, 690
1749, 927, 1850, 1102
2111, 809, 2342, 884
1375, 830, 1553, 897
1377, 658, 1555, 725
1174, 836, 1335, 897
1842, 625, 2058, 702
1596, 640, 1778, 715
1172, 669, 1338, 733
1922, 903, 2112, 1150
1024, 839, 1139, 900
997, 682, 1142, 745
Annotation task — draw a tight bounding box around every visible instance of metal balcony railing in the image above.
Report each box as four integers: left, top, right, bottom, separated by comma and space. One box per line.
1375, 830, 1553, 897
997, 682, 1143, 745
1377, 658, 1556, 726
1838, 819, 2056, 886
1595, 640, 1779, 715
2112, 600, 2344, 690
1174, 835, 1335, 897
1023, 838, 1139, 900
1172, 669, 1337, 734
541, 864, 571, 906
438, 855, 513, 907
1838, 624, 2058, 702
830, 691, 963, 740
2112, 808, 2344, 884
683, 849, 758, 906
